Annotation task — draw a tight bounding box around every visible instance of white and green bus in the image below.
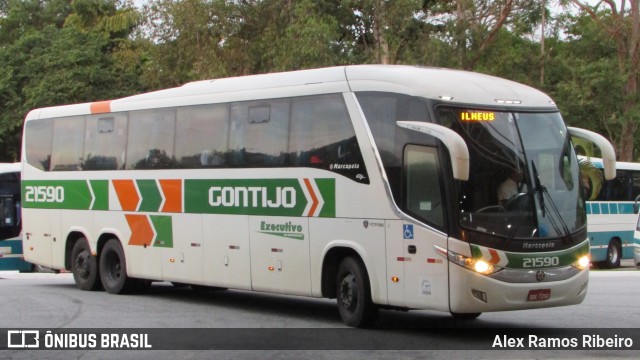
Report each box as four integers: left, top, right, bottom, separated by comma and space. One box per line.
21, 65, 615, 327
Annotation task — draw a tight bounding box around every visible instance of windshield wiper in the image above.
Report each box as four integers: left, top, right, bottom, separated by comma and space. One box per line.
531, 161, 573, 242
531, 161, 545, 218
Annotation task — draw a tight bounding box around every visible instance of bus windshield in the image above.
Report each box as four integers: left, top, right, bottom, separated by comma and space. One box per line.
438, 108, 586, 240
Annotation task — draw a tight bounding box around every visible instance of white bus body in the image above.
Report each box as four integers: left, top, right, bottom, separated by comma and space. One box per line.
21, 65, 615, 326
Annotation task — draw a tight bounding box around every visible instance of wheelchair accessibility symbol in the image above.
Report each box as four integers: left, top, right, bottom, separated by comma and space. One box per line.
403, 224, 414, 240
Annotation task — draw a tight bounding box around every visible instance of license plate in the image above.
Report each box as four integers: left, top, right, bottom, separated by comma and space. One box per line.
527, 289, 551, 301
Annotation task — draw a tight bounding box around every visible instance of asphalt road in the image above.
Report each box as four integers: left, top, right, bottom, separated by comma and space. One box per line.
0, 261, 638, 359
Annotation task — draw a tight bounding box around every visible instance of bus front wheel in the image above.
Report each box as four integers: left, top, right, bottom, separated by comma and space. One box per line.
71, 237, 102, 291
335, 257, 378, 327
604, 239, 621, 269
99, 239, 136, 294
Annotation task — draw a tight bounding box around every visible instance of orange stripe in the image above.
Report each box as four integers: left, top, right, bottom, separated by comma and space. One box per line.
125, 214, 154, 246
90, 101, 112, 114
159, 179, 182, 213
488, 249, 501, 264
303, 178, 318, 217
113, 180, 140, 211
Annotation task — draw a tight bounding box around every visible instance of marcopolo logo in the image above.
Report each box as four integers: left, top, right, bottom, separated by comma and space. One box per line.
185, 178, 335, 217
259, 220, 305, 240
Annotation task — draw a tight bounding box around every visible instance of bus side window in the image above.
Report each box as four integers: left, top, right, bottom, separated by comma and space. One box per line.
84, 115, 128, 170
25, 118, 54, 171
403, 145, 445, 229
126, 109, 176, 170
175, 104, 229, 168
51, 116, 85, 171
229, 99, 290, 167
290, 94, 368, 183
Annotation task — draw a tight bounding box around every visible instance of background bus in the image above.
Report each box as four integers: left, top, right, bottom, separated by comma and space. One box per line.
0, 162, 32, 272
581, 156, 640, 268
21, 65, 614, 327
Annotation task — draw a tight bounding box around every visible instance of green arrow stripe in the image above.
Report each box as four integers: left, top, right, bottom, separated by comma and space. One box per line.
137, 180, 162, 212
150, 215, 173, 248
22, 178, 335, 218
315, 178, 336, 217
89, 180, 108, 210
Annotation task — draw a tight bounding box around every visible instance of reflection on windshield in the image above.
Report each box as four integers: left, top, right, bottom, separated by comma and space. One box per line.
438, 108, 585, 240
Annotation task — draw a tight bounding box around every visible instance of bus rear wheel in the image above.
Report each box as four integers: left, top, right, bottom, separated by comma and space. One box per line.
100, 239, 137, 294
71, 237, 101, 291
604, 240, 621, 269
336, 257, 378, 327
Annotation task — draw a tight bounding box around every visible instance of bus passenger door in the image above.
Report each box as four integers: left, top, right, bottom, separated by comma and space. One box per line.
400, 145, 450, 310
401, 224, 449, 310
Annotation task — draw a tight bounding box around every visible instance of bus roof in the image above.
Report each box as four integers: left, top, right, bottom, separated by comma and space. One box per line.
25, 65, 558, 121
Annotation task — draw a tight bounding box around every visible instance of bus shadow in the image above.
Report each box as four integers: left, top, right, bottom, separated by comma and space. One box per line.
135, 281, 535, 331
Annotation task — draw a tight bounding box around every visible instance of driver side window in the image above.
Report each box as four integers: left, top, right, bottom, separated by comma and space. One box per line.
403, 145, 445, 229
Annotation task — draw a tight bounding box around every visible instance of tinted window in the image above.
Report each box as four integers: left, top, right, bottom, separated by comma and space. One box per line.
597, 170, 634, 201
126, 109, 176, 169
0, 171, 20, 235
404, 145, 445, 229
25, 118, 53, 171
51, 116, 85, 171
175, 104, 229, 168
290, 94, 368, 183
356, 92, 432, 197
24, 94, 369, 184
0, 171, 20, 195
84, 114, 128, 170
229, 99, 290, 167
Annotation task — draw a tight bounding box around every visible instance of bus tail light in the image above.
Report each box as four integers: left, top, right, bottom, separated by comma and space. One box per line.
434, 245, 502, 275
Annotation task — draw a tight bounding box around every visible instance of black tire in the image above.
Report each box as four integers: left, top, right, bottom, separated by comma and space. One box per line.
71, 238, 102, 291
99, 239, 136, 294
604, 240, 621, 269
336, 257, 378, 327
451, 312, 482, 320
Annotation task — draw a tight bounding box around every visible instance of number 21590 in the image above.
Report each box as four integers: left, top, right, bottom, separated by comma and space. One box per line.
522, 256, 559, 268
24, 186, 64, 203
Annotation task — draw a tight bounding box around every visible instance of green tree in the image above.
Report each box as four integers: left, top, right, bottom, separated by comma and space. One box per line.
0, 0, 144, 162
139, 0, 232, 88
565, 0, 640, 161
548, 8, 627, 159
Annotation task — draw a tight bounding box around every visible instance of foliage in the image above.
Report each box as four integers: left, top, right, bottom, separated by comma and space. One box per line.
0, 0, 144, 162
0, 0, 638, 163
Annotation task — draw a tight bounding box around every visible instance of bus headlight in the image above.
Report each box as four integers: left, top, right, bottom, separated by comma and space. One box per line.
435, 245, 501, 275
474, 259, 492, 273
573, 255, 590, 270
